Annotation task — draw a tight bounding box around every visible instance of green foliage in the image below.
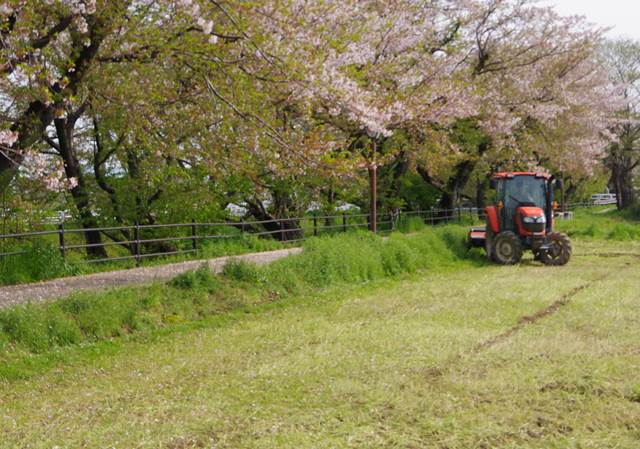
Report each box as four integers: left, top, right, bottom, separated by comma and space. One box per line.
0, 243, 81, 286
396, 172, 442, 210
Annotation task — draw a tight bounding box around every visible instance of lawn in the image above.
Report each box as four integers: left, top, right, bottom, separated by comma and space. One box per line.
0, 238, 638, 448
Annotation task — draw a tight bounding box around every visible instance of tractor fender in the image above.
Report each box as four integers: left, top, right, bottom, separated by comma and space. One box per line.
485, 206, 500, 233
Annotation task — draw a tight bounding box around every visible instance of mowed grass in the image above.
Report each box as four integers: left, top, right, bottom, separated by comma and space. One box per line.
0, 240, 639, 448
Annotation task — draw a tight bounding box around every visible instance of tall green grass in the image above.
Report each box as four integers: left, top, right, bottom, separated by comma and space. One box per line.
0, 227, 481, 367
556, 208, 640, 241
0, 243, 81, 286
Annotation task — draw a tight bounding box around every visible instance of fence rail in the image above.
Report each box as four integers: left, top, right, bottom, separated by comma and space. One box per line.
0, 202, 600, 265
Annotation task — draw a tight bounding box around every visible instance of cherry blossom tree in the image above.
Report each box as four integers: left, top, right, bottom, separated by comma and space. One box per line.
601, 38, 640, 209
246, 0, 479, 226
0, 0, 225, 193
416, 0, 620, 209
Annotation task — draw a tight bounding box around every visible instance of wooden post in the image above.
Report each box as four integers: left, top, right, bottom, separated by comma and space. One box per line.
313, 215, 318, 237
191, 219, 197, 251
342, 213, 347, 232
58, 222, 65, 259
134, 222, 141, 266
280, 220, 285, 242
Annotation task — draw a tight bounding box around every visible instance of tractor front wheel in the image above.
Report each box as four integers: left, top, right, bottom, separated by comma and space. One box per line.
540, 232, 572, 266
493, 231, 523, 265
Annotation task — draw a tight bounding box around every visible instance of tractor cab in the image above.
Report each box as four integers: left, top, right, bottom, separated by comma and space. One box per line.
469, 172, 571, 265
493, 172, 552, 235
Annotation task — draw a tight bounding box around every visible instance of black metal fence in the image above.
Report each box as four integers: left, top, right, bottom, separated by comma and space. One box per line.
0, 202, 599, 265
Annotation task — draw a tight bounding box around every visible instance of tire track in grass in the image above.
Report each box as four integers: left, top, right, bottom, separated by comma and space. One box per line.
469, 274, 609, 355
428, 262, 630, 379
574, 252, 640, 259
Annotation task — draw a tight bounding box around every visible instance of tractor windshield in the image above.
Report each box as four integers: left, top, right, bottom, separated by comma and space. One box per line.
504, 176, 547, 209
500, 176, 547, 229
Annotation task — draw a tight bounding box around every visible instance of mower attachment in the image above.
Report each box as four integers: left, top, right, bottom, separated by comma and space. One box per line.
468, 227, 486, 248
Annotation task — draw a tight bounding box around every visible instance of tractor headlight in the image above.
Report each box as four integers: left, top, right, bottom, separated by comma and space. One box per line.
523, 215, 546, 224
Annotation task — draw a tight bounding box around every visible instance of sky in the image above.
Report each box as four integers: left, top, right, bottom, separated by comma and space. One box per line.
541, 0, 640, 40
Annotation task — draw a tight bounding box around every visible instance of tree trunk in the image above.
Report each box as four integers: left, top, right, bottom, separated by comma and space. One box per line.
609, 156, 636, 210
613, 165, 636, 209
245, 200, 303, 242
0, 156, 17, 195
324, 189, 335, 227
438, 159, 476, 218
54, 116, 108, 259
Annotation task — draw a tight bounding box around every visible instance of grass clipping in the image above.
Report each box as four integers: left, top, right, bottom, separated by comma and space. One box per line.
0, 227, 478, 369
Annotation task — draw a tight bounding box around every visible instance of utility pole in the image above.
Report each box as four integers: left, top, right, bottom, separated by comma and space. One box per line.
561, 170, 566, 214
368, 139, 377, 233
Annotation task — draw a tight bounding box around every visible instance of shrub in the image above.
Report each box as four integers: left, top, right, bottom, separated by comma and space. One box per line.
398, 216, 426, 233
169, 264, 219, 291
222, 260, 260, 283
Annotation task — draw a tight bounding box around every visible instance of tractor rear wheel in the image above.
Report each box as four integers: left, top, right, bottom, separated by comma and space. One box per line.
540, 232, 572, 266
493, 231, 523, 265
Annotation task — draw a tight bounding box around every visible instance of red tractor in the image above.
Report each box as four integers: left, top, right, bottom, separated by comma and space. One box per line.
468, 172, 571, 265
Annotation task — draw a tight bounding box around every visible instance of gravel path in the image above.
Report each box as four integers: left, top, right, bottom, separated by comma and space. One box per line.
0, 248, 302, 309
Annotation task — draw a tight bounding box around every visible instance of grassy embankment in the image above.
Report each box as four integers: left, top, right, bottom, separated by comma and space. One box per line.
0, 223, 479, 379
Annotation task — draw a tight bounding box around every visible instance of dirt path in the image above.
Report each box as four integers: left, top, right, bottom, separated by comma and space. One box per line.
0, 248, 302, 309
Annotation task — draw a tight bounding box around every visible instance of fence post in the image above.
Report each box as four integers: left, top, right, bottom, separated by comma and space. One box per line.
280, 220, 285, 242
58, 222, 65, 259
343, 213, 347, 232
430, 208, 435, 226
313, 215, 318, 237
134, 221, 141, 266
191, 219, 197, 251
457, 207, 461, 223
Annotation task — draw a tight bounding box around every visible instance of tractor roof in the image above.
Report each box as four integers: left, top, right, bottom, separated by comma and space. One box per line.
492, 172, 551, 180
